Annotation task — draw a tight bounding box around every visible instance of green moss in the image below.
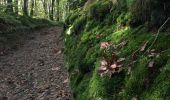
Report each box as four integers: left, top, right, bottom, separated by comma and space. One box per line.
122, 57, 149, 99
0, 14, 21, 26
72, 15, 87, 34
65, 1, 170, 100
65, 10, 80, 25
141, 60, 170, 100
87, 0, 111, 21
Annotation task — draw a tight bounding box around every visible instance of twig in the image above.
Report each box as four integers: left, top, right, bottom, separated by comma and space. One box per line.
126, 17, 170, 60
146, 17, 170, 53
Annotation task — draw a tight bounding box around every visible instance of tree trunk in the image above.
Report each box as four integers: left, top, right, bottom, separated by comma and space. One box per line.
34, 0, 37, 16
50, 0, 55, 20
4, 0, 7, 5
23, 0, 28, 16
48, 0, 51, 19
14, 0, 18, 14
30, 0, 34, 16
56, 0, 59, 21
42, 0, 48, 17
6, 0, 13, 13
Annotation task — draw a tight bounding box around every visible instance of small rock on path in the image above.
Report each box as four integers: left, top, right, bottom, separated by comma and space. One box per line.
0, 27, 73, 100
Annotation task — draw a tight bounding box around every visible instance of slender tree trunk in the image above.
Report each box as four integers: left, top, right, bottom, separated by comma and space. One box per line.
14, 0, 18, 14
23, 0, 28, 16
6, 0, 13, 13
34, 0, 37, 16
50, 0, 55, 20
30, 0, 34, 16
48, 0, 51, 19
56, 0, 59, 21
4, 0, 7, 5
0, 0, 3, 5
41, 0, 48, 17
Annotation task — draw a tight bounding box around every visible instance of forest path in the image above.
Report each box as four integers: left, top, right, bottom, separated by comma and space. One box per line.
0, 27, 73, 100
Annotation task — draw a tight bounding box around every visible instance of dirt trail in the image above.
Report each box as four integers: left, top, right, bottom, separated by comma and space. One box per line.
0, 27, 73, 100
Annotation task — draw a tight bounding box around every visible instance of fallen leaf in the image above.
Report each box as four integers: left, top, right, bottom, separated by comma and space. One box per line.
51, 67, 60, 71
148, 60, 154, 68
117, 67, 123, 73
117, 64, 123, 68
106, 71, 112, 78
140, 41, 149, 52
99, 69, 108, 77
151, 49, 156, 52
100, 42, 111, 49
128, 67, 132, 75
98, 66, 107, 75
63, 79, 69, 83
56, 50, 62, 55
147, 49, 160, 58
110, 63, 117, 69
101, 60, 108, 66
96, 34, 103, 39
131, 50, 138, 61
131, 97, 137, 100
100, 65, 107, 70
111, 53, 119, 61
117, 58, 125, 65
0, 51, 4, 55
53, 48, 62, 55
117, 40, 128, 48
128, 61, 136, 68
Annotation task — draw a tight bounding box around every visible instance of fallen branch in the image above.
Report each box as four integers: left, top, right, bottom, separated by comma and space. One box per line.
146, 17, 170, 53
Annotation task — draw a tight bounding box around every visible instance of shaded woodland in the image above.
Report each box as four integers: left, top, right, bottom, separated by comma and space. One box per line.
0, 0, 170, 100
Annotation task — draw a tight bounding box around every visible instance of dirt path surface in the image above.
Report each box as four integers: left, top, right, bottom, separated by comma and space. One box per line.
0, 27, 73, 100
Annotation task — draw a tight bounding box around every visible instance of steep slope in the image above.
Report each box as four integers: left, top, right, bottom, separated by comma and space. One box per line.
64, 0, 170, 100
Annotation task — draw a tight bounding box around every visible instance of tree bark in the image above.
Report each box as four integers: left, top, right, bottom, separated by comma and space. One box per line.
6, 0, 13, 13
48, 0, 51, 19
56, 0, 59, 21
50, 0, 55, 20
23, 0, 28, 16
41, 0, 48, 17
30, 0, 34, 16
4, 0, 7, 5
14, 0, 18, 14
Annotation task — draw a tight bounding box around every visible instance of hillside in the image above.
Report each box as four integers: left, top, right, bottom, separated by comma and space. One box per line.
64, 0, 170, 100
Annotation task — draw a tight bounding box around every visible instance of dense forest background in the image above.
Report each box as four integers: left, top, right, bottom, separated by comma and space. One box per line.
0, 0, 69, 21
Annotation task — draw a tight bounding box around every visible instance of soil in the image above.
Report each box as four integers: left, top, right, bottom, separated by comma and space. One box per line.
0, 27, 73, 100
